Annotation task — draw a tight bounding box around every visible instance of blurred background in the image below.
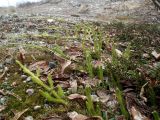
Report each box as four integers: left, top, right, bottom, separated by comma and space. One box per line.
0, 0, 41, 7
0, 0, 159, 23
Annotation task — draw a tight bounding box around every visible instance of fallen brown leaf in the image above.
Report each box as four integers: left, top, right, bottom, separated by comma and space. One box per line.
125, 93, 151, 119
69, 80, 77, 93
44, 116, 62, 120
67, 111, 88, 120
79, 77, 101, 87
18, 46, 26, 64
0, 105, 6, 112
151, 50, 160, 60
86, 116, 103, 120
131, 106, 149, 120
96, 90, 110, 103
61, 60, 71, 75
115, 49, 123, 57
28, 61, 48, 72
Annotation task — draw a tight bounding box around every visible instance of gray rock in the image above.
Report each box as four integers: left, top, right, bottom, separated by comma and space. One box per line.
49, 62, 57, 69
0, 97, 7, 105
26, 89, 34, 96
24, 116, 34, 120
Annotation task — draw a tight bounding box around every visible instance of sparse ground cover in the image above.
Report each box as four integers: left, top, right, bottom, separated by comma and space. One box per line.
0, 15, 160, 120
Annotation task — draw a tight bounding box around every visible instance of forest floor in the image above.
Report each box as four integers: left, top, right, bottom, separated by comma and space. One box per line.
0, 0, 160, 120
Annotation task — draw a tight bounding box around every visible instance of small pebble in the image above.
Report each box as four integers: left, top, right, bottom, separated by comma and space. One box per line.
21, 75, 28, 79
26, 77, 31, 82
24, 116, 34, 120
142, 53, 150, 58
48, 62, 56, 69
47, 19, 54, 23
44, 104, 51, 109
39, 41, 45, 45
0, 97, 7, 105
4, 67, 9, 72
4, 77, 8, 81
26, 89, 34, 95
34, 105, 41, 110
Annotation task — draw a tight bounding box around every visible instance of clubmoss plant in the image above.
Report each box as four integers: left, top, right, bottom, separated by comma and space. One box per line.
52, 44, 69, 60
16, 60, 67, 106
152, 111, 160, 120
148, 86, 157, 109
85, 50, 94, 78
148, 62, 160, 81
115, 88, 129, 120
111, 45, 119, 67
92, 27, 102, 59
123, 43, 131, 60
85, 85, 101, 116
98, 65, 103, 80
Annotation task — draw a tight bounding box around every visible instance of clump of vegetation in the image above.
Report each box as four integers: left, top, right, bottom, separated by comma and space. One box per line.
1, 16, 160, 119
115, 88, 129, 119
85, 85, 100, 116
16, 60, 67, 106
152, 111, 160, 120
85, 50, 94, 78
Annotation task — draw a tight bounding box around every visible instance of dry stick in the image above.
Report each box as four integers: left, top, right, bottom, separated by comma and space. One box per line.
0, 89, 22, 101
0, 67, 7, 79
140, 82, 149, 102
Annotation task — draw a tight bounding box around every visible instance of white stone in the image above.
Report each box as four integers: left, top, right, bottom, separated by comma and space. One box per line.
26, 89, 34, 95
24, 116, 33, 120
34, 105, 41, 110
